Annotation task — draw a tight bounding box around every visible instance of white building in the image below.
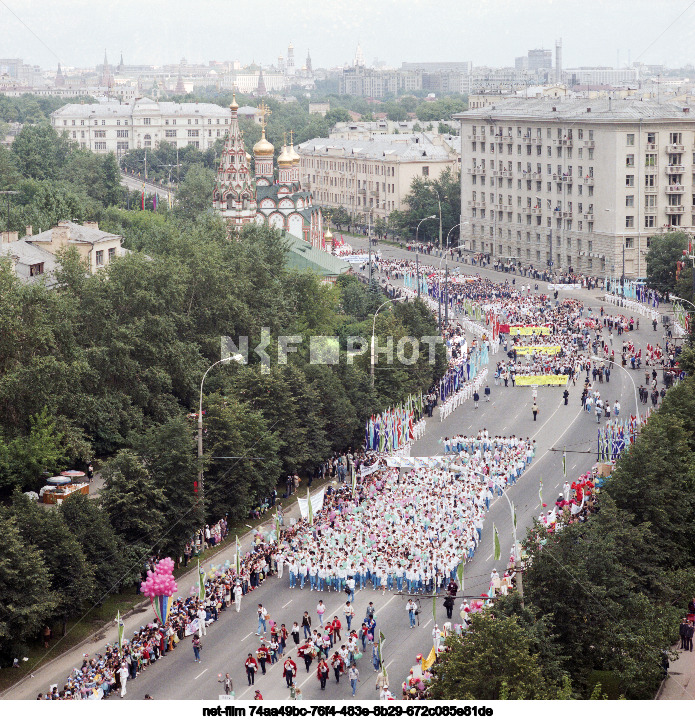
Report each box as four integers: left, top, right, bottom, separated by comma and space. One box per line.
297, 134, 459, 221
51, 97, 232, 155
454, 97, 695, 279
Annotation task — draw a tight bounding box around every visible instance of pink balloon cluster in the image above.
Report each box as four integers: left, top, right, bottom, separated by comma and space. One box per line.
139, 557, 178, 599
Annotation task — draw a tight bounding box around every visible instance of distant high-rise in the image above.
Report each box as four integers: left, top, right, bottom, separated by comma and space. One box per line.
306, 50, 312, 73
515, 48, 552, 72
287, 43, 295, 76
555, 39, 562, 82
354, 43, 365, 68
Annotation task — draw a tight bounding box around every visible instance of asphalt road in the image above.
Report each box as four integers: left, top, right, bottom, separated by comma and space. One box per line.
5, 238, 664, 702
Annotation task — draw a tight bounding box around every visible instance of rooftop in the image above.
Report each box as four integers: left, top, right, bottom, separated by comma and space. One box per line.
297, 134, 456, 161
282, 232, 352, 278
24, 221, 121, 245
454, 97, 695, 122
51, 97, 231, 118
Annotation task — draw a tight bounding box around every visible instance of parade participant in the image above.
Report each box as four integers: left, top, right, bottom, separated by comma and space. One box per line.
245, 654, 258, 686
317, 658, 330, 690
283, 656, 297, 688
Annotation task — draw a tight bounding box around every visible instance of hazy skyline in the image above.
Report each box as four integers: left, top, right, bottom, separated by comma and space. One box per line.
1, 0, 695, 71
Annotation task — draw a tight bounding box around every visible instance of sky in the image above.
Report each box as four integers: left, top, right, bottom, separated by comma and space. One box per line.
1, 0, 695, 71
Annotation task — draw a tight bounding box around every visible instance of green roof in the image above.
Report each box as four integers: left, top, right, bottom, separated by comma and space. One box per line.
281, 232, 352, 279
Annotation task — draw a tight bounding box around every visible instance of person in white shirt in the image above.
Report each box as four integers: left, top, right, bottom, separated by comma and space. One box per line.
197, 604, 207, 636
118, 663, 129, 697
316, 601, 326, 627
234, 581, 242, 612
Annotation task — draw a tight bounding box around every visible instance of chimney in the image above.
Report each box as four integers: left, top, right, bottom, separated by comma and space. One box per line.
25, 225, 33, 237
51, 226, 70, 250
1, 231, 19, 244
84, 221, 99, 230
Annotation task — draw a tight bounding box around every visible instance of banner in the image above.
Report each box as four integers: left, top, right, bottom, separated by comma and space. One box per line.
514, 345, 561, 356
548, 283, 580, 290
360, 460, 381, 477
298, 488, 325, 519
185, 618, 200, 637
509, 325, 552, 335
515, 374, 568, 386
342, 254, 370, 264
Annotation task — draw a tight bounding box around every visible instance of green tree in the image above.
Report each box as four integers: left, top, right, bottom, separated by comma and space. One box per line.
174, 163, 215, 220
645, 231, 690, 294
429, 613, 549, 699
325, 107, 351, 125
11, 124, 73, 181
0, 512, 58, 663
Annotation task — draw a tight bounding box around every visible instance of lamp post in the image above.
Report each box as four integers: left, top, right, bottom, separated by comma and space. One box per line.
434, 189, 443, 253
591, 355, 640, 424
371, 300, 394, 388
415, 214, 436, 299
198, 354, 243, 510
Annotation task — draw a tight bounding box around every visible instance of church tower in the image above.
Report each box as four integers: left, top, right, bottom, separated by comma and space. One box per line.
287, 130, 301, 187
287, 42, 295, 76
212, 95, 258, 236
55, 63, 65, 87
253, 102, 275, 187
101, 50, 113, 87
257, 66, 267, 96
306, 50, 312, 74
277, 136, 293, 187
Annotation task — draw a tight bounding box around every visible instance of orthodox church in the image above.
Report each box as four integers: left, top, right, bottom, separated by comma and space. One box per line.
213, 96, 326, 249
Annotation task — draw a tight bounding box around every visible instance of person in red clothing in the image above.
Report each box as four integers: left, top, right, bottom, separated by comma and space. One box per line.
278, 623, 289, 657
331, 616, 342, 643
283, 656, 297, 688
257, 643, 269, 675
316, 658, 329, 690
245, 654, 258, 686
254, 690, 263, 700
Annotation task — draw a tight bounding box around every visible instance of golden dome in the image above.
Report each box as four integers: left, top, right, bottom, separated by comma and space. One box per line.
245, 151, 252, 163
324, 225, 334, 241
287, 141, 300, 165
253, 128, 274, 157
277, 144, 293, 168
229, 93, 238, 112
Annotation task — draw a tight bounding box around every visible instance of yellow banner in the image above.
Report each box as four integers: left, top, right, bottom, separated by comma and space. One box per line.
514, 345, 561, 356
516, 374, 569, 386
509, 326, 552, 336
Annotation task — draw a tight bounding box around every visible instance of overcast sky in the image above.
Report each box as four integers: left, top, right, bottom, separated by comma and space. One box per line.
2, 0, 695, 71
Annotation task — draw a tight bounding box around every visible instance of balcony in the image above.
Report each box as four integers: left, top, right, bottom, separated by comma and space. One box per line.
667, 144, 685, 152
582, 177, 594, 184
357, 188, 366, 195
666, 205, 685, 213
562, 138, 573, 146
553, 210, 563, 217
646, 143, 657, 150
584, 213, 594, 221
530, 207, 542, 215
561, 175, 572, 182
584, 140, 595, 147
563, 211, 572, 218
668, 184, 685, 192
666, 164, 685, 173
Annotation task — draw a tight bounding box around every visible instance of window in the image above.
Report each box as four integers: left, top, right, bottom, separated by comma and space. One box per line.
647, 132, 656, 144
187, 129, 199, 138
29, 262, 44, 276
645, 194, 656, 208
626, 154, 634, 167
645, 174, 656, 187
625, 175, 635, 187
95, 250, 104, 266
94, 142, 107, 150
626, 133, 635, 146
108, 247, 116, 261
422, 166, 429, 176
188, 140, 199, 148
625, 238, 634, 249
625, 216, 634, 228
117, 129, 129, 138
645, 153, 657, 167
625, 195, 634, 207
117, 141, 129, 151
588, 130, 594, 140
94, 130, 106, 138
143, 118, 151, 125
101, 120, 105, 126
669, 132, 682, 145
645, 215, 655, 228
165, 129, 176, 137
80, 120, 84, 126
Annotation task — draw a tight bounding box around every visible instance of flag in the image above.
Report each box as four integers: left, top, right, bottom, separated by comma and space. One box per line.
235, 536, 241, 575
562, 447, 567, 477
167, 191, 172, 210
141, 184, 145, 210
378, 630, 386, 670
153, 193, 158, 211
432, 593, 437, 625
198, 559, 206, 601
275, 511, 280, 541
512, 502, 517, 532
307, 488, 314, 525
493, 523, 501, 561
539, 476, 544, 508
456, 560, 464, 592
422, 645, 437, 671
351, 465, 357, 496
116, 610, 125, 652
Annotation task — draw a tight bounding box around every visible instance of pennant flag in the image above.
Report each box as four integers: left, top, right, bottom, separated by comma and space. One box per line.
378, 630, 386, 670
153, 193, 158, 211
115, 610, 125, 651
432, 593, 437, 625
307, 488, 314, 525
562, 447, 567, 477
493, 523, 501, 561
235, 536, 241, 576
351, 465, 357, 496
275, 511, 280, 541
512, 502, 517, 532
198, 559, 206, 601
456, 560, 464, 591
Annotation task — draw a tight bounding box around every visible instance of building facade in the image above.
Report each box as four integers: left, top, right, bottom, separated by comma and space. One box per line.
454, 98, 695, 278
296, 134, 458, 221
51, 97, 232, 155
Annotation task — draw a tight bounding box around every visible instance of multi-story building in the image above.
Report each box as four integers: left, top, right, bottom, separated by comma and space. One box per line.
51, 97, 231, 156
296, 134, 458, 221
454, 98, 695, 278
565, 67, 639, 86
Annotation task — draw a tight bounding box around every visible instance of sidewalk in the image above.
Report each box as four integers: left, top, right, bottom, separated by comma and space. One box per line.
657, 645, 695, 700
1, 481, 327, 700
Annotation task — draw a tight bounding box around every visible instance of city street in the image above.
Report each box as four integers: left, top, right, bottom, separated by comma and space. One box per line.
3, 238, 663, 702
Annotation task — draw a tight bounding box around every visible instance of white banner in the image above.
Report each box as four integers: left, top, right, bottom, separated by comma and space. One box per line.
342, 254, 370, 264
548, 283, 581, 290
297, 488, 325, 519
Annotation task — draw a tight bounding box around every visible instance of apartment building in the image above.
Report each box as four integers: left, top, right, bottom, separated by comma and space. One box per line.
454, 98, 695, 278
51, 97, 231, 156
296, 134, 458, 221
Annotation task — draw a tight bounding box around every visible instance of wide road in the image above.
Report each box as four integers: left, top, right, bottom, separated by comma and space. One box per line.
5, 239, 664, 702
120, 172, 174, 198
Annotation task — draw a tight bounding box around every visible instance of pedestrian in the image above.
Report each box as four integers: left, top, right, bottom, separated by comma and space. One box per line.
218, 672, 233, 696
234, 580, 242, 612
254, 690, 263, 700
484, 384, 491, 402
291, 622, 301, 646
256, 604, 268, 635
563, 389, 569, 406
118, 663, 128, 697
344, 602, 355, 631
245, 654, 258, 686
257, 643, 269, 674
532, 402, 538, 421
348, 662, 360, 696
192, 633, 202, 663
198, 604, 207, 636
686, 622, 694, 652
406, 599, 417, 628
302, 612, 312, 639
317, 658, 329, 689
680, 618, 689, 649
473, 391, 479, 409
316, 600, 326, 627
283, 656, 297, 688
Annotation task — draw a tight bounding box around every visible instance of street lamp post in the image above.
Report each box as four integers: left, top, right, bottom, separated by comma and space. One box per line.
434, 190, 443, 252
591, 355, 640, 424
371, 300, 394, 388
415, 214, 436, 299
198, 354, 243, 510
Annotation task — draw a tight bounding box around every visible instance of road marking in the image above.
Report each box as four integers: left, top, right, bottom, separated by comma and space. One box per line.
282, 600, 293, 608
241, 632, 252, 641
485, 554, 492, 561
194, 668, 208, 680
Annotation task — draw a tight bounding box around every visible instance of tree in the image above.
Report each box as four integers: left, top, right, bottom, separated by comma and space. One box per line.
325, 107, 351, 126
645, 231, 690, 294
100, 450, 167, 555
11, 124, 73, 181
428, 613, 549, 699
174, 163, 216, 220
0, 512, 58, 663
384, 102, 407, 122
